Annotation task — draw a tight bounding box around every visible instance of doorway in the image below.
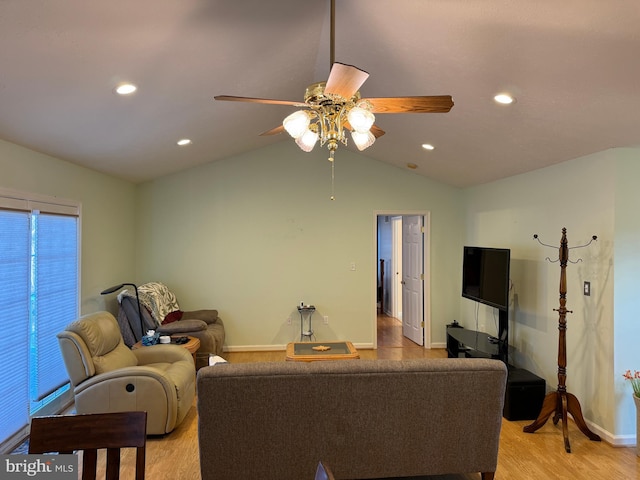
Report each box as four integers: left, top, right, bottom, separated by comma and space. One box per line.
375, 212, 431, 349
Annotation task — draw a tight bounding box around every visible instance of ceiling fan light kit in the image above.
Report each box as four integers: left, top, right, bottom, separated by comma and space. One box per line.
351, 130, 376, 151
348, 106, 375, 133
283, 110, 311, 139
214, 0, 453, 198
295, 127, 320, 153
283, 79, 377, 155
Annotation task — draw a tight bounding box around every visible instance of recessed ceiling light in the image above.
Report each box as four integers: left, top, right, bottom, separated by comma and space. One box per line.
115, 83, 137, 95
494, 93, 515, 105
177, 138, 192, 146
422, 144, 435, 151
407, 163, 418, 170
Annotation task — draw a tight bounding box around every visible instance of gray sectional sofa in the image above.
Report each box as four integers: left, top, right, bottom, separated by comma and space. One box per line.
197, 357, 507, 480
118, 289, 225, 369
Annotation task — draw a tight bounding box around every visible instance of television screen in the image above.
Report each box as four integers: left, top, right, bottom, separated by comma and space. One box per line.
462, 246, 510, 311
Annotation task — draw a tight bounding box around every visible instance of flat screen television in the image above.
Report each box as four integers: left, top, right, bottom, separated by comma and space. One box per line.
461, 246, 511, 311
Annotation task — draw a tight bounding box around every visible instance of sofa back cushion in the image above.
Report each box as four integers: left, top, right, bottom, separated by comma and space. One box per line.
197, 358, 507, 480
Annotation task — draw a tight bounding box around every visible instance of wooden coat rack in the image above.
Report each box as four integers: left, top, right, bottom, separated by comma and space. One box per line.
523, 227, 601, 453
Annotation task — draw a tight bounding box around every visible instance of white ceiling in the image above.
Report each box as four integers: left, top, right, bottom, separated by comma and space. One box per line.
1, 0, 639, 188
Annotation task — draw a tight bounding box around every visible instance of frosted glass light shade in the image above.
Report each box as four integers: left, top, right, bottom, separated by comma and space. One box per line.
347, 106, 375, 133
351, 130, 376, 151
295, 128, 319, 152
283, 110, 310, 139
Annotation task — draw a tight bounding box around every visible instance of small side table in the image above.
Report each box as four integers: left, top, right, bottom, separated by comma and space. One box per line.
132, 335, 200, 366
297, 305, 316, 341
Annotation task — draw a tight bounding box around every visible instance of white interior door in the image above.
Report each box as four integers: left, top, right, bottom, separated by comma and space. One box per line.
401, 216, 424, 346
391, 216, 402, 320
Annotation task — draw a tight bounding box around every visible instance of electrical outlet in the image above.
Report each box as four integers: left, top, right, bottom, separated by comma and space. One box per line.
584, 281, 591, 296
323, 315, 329, 325
350, 262, 356, 271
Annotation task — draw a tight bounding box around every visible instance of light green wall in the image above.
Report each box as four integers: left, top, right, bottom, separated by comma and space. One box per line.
0, 139, 137, 315
462, 148, 639, 442
136, 141, 464, 348
613, 151, 640, 438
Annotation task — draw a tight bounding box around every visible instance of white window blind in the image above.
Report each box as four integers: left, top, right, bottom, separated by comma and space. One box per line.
33, 213, 78, 401
0, 210, 30, 446
0, 189, 80, 451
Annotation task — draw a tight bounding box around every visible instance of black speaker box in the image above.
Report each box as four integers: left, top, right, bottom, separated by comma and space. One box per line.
503, 367, 546, 421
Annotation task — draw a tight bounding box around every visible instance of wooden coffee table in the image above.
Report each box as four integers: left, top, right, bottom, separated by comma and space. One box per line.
132, 335, 200, 365
285, 341, 359, 362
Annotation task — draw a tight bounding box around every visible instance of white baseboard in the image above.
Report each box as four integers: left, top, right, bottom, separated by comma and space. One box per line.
223, 344, 286, 352
585, 419, 636, 447
353, 342, 374, 350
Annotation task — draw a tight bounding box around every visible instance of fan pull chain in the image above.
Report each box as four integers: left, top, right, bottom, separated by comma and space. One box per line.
329, 151, 335, 200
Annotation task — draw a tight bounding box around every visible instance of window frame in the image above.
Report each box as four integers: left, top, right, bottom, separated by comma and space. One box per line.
0, 187, 81, 452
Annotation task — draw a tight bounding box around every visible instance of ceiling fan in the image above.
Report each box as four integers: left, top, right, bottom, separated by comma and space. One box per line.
214, 0, 453, 197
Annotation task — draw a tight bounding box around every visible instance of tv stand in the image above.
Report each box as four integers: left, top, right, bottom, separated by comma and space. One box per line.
447, 307, 509, 363
447, 323, 508, 363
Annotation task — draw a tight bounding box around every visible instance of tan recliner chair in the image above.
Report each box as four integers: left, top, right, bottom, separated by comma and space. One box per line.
57, 311, 196, 435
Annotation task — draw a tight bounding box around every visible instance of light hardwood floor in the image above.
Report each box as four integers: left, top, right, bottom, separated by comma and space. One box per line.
97, 315, 638, 479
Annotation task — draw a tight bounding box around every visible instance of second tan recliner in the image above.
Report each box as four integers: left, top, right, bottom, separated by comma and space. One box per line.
57, 311, 195, 435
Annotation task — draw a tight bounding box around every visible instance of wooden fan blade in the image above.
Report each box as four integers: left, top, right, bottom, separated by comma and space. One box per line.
370, 124, 385, 138
324, 62, 369, 100
214, 95, 305, 107
259, 125, 285, 136
365, 95, 454, 113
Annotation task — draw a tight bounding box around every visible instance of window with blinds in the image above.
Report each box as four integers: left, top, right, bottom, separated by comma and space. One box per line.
0, 189, 80, 452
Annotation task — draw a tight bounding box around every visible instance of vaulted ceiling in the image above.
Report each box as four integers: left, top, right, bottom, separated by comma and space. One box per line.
1, 0, 639, 187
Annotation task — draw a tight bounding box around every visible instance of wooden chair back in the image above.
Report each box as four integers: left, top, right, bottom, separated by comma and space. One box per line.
29, 411, 147, 480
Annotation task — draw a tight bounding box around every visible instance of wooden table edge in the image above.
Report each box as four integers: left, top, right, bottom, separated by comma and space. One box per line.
132, 335, 200, 355
285, 341, 360, 362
